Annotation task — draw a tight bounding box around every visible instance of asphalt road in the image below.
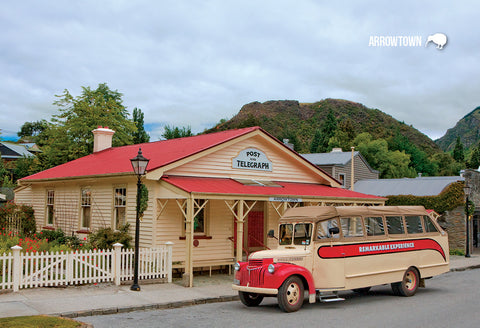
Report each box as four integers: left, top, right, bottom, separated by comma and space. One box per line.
81, 269, 480, 328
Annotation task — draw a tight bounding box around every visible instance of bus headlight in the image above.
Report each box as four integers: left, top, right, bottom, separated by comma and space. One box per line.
234, 262, 241, 271
268, 264, 275, 274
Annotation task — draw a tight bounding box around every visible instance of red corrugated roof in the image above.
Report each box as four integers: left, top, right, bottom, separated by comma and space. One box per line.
162, 176, 385, 199
21, 127, 260, 181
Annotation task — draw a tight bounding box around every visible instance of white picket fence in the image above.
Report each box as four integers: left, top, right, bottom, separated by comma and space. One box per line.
0, 242, 173, 291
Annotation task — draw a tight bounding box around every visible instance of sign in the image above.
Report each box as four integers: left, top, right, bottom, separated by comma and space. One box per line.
269, 197, 302, 203
232, 148, 272, 171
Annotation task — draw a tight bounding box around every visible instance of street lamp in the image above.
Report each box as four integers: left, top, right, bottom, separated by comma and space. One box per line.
464, 183, 471, 258
130, 147, 150, 291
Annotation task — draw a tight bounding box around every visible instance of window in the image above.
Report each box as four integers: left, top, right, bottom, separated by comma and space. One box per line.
194, 199, 206, 234
386, 216, 405, 235
338, 174, 346, 187
405, 216, 423, 234
423, 216, 439, 233
365, 216, 385, 236
46, 190, 55, 226
340, 217, 364, 238
114, 188, 126, 230
317, 219, 340, 239
294, 223, 313, 245
279, 224, 293, 245
81, 188, 91, 229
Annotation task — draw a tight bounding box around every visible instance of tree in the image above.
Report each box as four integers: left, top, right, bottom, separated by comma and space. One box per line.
162, 125, 193, 139
17, 120, 49, 141
317, 110, 337, 153
39, 83, 137, 168
328, 118, 356, 151
353, 133, 416, 178
452, 136, 465, 163
310, 130, 322, 153
468, 143, 480, 169
132, 108, 150, 144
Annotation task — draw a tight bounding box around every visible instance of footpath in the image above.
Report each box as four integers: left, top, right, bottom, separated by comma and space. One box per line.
0, 255, 479, 320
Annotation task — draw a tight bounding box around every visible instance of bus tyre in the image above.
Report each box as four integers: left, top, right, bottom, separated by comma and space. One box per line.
391, 267, 419, 297
278, 276, 304, 312
239, 292, 264, 307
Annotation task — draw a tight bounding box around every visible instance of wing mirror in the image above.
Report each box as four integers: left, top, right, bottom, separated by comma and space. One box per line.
267, 229, 278, 240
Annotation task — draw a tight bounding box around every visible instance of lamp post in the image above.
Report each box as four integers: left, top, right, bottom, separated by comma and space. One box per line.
464, 183, 471, 258
130, 148, 150, 291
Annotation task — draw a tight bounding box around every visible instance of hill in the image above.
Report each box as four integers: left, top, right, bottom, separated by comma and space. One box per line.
435, 106, 480, 152
207, 98, 441, 155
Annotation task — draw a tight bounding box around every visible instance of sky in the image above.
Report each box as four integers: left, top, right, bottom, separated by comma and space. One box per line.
1, 0, 479, 141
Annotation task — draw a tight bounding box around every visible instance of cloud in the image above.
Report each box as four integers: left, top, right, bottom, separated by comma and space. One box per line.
1, 0, 479, 142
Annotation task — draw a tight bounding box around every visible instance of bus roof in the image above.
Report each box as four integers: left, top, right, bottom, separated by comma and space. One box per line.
280, 206, 428, 222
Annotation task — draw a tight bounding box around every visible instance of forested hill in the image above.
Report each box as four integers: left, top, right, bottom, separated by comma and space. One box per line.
207, 98, 441, 155
435, 106, 480, 152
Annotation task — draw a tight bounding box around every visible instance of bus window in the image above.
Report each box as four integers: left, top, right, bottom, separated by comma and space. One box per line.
405, 216, 423, 234
340, 217, 364, 238
365, 216, 385, 236
294, 223, 312, 245
386, 216, 405, 235
317, 219, 340, 239
423, 216, 439, 233
279, 224, 293, 245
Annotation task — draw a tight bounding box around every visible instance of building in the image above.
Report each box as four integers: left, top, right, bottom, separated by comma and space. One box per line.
0, 142, 37, 163
302, 149, 379, 190
355, 173, 480, 253
15, 126, 385, 286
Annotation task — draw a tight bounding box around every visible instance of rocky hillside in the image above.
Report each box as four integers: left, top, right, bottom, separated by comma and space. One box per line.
207, 98, 441, 154
435, 106, 480, 151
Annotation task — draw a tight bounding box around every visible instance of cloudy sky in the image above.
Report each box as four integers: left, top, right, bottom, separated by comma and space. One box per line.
1, 0, 478, 141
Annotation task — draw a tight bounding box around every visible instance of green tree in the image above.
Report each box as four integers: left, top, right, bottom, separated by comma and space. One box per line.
17, 120, 49, 142
452, 136, 465, 163
13, 156, 41, 180
162, 125, 193, 139
354, 133, 416, 178
132, 108, 150, 144
39, 83, 137, 168
328, 118, 356, 151
430, 152, 462, 176
309, 129, 322, 153
317, 110, 337, 153
389, 132, 437, 176
468, 143, 480, 169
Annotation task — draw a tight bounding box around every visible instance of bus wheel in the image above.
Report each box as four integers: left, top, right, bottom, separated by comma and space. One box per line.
353, 287, 371, 294
392, 267, 419, 297
278, 276, 304, 312
239, 292, 264, 307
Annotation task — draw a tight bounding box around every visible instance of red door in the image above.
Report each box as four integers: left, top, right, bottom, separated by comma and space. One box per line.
248, 211, 264, 250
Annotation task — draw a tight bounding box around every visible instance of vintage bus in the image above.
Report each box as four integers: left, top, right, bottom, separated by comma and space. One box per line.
232, 206, 449, 312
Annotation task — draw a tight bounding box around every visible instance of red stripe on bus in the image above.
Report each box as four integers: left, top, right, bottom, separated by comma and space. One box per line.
317, 238, 445, 261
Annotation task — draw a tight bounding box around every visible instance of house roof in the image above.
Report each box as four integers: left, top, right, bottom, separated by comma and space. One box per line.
20, 127, 265, 181
354, 176, 464, 197
0, 142, 35, 159
161, 175, 384, 200
301, 151, 360, 166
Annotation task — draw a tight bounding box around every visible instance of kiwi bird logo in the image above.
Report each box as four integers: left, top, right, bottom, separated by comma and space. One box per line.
425, 33, 447, 50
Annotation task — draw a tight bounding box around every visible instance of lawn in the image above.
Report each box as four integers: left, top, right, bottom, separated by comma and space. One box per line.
0, 315, 82, 328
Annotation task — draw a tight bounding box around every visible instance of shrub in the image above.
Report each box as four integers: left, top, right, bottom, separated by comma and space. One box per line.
0, 202, 36, 237
88, 223, 132, 249
40, 228, 83, 250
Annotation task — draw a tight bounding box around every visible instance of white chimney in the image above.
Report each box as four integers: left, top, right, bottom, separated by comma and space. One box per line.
92, 126, 115, 152
331, 148, 343, 152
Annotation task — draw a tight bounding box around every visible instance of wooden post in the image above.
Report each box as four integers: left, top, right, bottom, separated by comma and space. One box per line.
351, 146, 355, 191
11, 245, 22, 292
236, 200, 244, 262
165, 241, 174, 283
184, 196, 194, 287
113, 243, 123, 286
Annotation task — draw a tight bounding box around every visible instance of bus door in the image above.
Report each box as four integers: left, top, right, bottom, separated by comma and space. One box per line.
314, 218, 345, 289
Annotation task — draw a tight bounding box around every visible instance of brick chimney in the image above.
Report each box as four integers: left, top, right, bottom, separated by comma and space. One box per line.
92, 126, 115, 152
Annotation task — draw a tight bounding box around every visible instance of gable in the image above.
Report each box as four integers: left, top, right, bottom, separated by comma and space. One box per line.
157, 132, 339, 186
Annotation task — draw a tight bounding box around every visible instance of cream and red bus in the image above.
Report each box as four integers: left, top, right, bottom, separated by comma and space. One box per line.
232, 206, 449, 312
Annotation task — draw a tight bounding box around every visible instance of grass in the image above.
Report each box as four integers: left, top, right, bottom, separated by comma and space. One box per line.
0, 315, 82, 328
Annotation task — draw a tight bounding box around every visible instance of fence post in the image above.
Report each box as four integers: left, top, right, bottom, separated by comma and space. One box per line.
113, 243, 123, 286
165, 242, 174, 283
11, 245, 22, 292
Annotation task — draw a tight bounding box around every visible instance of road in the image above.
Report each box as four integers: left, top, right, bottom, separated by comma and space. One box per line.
81, 269, 480, 328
